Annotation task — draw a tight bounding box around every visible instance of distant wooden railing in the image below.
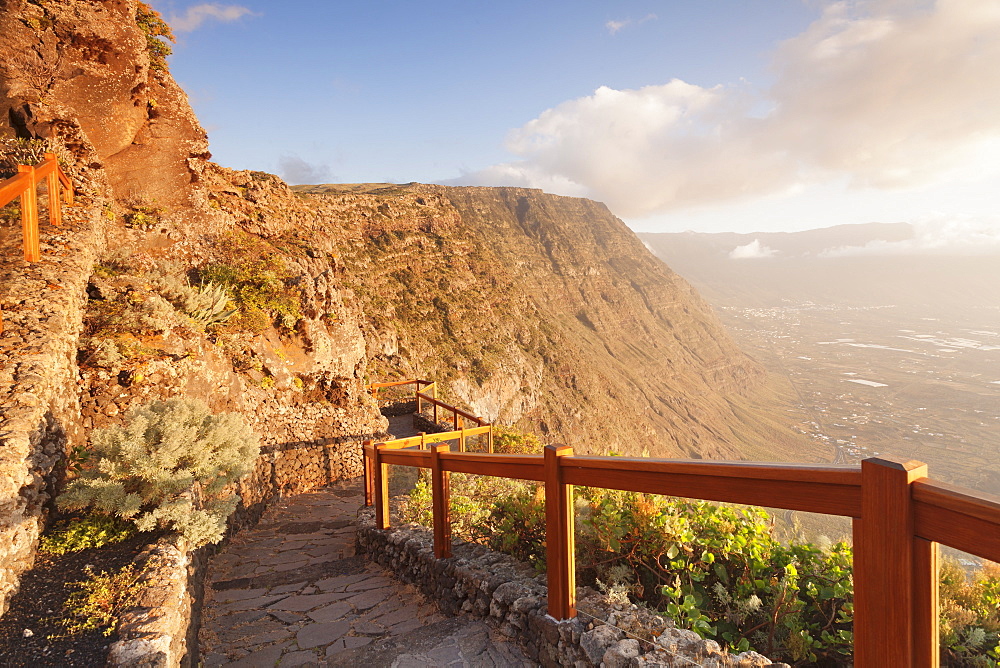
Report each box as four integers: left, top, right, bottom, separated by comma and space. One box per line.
362, 430, 1000, 667
0, 153, 75, 334
368, 378, 493, 448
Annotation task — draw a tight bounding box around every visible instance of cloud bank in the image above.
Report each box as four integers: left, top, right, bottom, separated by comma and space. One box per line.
819, 217, 1000, 256
463, 1, 1000, 220
170, 4, 255, 32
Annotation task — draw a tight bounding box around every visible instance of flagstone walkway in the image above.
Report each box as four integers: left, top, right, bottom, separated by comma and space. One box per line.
199, 478, 534, 667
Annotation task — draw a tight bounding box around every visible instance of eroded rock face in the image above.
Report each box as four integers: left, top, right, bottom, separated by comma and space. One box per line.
290, 183, 806, 460
0, 0, 210, 208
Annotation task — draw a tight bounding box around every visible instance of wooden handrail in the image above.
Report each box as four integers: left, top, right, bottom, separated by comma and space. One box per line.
362, 425, 1000, 665
913, 479, 1000, 563
0, 153, 75, 334
367, 378, 494, 451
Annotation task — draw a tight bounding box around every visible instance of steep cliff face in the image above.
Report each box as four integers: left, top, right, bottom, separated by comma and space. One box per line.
0, 0, 211, 209
292, 183, 811, 460
0, 2, 387, 614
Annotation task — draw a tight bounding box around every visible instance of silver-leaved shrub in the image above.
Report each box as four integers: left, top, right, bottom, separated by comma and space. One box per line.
58, 398, 260, 547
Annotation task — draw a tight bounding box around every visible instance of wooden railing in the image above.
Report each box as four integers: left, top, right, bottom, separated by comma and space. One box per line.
0, 153, 75, 334
362, 434, 1000, 667
368, 378, 493, 448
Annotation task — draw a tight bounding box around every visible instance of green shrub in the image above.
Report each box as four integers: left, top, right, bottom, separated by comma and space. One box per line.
577, 490, 854, 662
404, 477, 1000, 665
198, 242, 302, 333
940, 560, 1000, 665
135, 2, 174, 72
491, 426, 542, 454
58, 398, 260, 547
39, 515, 136, 555
58, 564, 146, 637
470, 483, 547, 570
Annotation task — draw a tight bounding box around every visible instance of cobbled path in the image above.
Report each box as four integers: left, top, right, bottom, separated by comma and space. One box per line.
200, 478, 534, 667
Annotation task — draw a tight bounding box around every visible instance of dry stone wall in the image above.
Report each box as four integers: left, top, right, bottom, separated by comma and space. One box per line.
357, 506, 789, 668
0, 198, 104, 615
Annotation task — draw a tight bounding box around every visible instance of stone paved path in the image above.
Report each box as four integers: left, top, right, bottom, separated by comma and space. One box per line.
200, 478, 534, 667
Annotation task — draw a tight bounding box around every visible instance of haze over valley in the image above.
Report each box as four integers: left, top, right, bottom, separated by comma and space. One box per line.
642, 224, 1000, 495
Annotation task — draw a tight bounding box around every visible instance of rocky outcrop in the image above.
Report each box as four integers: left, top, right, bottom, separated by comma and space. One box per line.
0, 0, 211, 210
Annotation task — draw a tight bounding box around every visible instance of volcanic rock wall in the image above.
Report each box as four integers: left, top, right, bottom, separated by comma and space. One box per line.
0, 198, 102, 614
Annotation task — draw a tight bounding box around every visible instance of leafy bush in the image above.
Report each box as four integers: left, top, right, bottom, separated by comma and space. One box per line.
135, 2, 174, 72
940, 560, 1000, 665
470, 483, 547, 569
491, 426, 542, 454
58, 564, 146, 637
58, 398, 260, 547
39, 516, 136, 556
405, 476, 1000, 665
577, 490, 853, 662
198, 237, 303, 333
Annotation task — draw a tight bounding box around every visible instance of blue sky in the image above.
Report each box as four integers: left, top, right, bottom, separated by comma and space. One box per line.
150, 1, 1000, 247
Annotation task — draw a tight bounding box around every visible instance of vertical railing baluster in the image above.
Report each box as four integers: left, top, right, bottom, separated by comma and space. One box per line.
913, 537, 940, 667
544, 444, 575, 619
431, 443, 452, 559
373, 444, 390, 530
18, 165, 39, 262
363, 440, 374, 507
854, 457, 927, 667
44, 154, 61, 227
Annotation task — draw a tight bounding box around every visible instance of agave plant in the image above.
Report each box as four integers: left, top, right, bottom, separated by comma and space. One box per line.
188, 282, 237, 325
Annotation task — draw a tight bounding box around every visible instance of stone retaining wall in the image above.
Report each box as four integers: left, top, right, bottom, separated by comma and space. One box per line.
357, 506, 789, 667
107, 535, 193, 668
0, 199, 103, 615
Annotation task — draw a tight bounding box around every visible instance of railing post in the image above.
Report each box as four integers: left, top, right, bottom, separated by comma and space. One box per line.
433, 399, 439, 425
416, 387, 422, 415
430, 443, 452, 559
453, 411, 459, 431
459, 427, 466, 453
18, 165, 40, 262
362, 440, 373, 507
373, 443, 390, 530
853, 457, 927, 667
544, 444, 575, 620
419, 431, 426, 450
914, 538, 940, 667
487, 424, 494, 454
44, 154, 61, 227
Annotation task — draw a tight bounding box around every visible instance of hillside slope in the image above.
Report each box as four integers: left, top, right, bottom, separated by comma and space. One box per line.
295, 183, 818, 460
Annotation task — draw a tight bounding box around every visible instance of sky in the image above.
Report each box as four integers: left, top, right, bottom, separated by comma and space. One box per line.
149, 0, 1000, 245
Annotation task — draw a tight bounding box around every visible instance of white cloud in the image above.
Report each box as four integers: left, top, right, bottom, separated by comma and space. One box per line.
464, 1, 1000, 224
606, 19, 629, 35
278, 155, 332, 185
819, 217, 1000, 256
605, 13, 657, 35
729, 239, 778, 259
169, 4, 255, 32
